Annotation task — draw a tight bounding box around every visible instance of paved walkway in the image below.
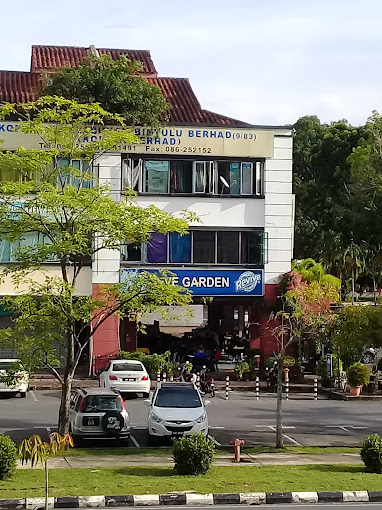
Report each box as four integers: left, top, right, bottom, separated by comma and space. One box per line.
17, 452, 362, 469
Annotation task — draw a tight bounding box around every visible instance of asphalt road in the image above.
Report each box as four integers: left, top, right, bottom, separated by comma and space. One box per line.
1, 389, 382, 447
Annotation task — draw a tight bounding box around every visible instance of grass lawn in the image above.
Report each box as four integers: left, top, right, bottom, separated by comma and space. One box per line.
66, 445, 360, 457
0, 465, 379, 498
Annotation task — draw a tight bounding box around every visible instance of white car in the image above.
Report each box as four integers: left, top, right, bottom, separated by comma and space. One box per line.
146, 382, 209, 441
99, 359, 150, 397
0, 359, 29, 398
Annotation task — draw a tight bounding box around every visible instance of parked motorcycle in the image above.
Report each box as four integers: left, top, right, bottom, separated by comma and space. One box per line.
179, 361, 197, 383
199, 366, 215, 397
266, 362, 278, 393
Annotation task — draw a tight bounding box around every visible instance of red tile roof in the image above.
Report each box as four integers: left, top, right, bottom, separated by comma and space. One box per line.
0, 45, 251, 126
0, 71, 39, 103
31, 45, 157, 76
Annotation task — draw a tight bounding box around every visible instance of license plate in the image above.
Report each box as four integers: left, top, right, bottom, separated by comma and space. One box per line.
171, 431, 183, 436
123, 378, 136, 381
83, 417, 100, 426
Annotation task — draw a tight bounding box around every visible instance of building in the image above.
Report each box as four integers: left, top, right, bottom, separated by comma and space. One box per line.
0, 45, 293, 369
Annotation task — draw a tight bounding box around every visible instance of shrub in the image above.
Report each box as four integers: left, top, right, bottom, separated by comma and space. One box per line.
119, 350, 170, 374
173, 433, 215, 475
0, 435, 17, 480
361, 434, 382, 473
316, 355, 343, 379
347, 362, 370, 387
234, 361, 250, 379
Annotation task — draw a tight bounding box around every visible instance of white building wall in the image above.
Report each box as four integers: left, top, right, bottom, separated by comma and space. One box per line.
264, 131, 294, 285
92, 153, 122, 284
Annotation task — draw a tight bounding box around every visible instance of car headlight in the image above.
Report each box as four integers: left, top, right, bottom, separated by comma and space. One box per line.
151, 413, 163, 423
195, 413, 206, 424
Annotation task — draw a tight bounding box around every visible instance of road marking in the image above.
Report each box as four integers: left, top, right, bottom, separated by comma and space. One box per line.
208, 434, 221, 446
283, 434, 301, 446
255, 425, 296, 430
327, 425, 367, 432
29, 390, 38, 402
130, 435, 140, 448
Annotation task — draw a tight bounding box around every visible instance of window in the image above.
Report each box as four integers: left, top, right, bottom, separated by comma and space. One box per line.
144, 160, 169, 193
147, 233, 167, 263
170, 233, 191, 263
122, 158, 263, 196
193, 231, 215, 263
121, 230, 267, 265
0, 232, 58, 263
171, 161, 192, 193
217, 231, 239, 264
57, 159, 91, 188
154, 386, 202, 408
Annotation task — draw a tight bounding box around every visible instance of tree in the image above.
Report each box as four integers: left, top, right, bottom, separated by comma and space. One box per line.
272, 259, 340, 448
19, 433, 73, 510
293, 116, 364, 277
0, 96, 193, 434
42, 54, 169, 127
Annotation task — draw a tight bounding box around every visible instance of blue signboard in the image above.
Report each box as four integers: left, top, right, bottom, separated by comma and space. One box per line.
121, 269, 264, 297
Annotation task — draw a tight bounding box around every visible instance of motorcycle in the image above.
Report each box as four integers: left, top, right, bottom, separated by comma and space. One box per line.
266, 362, 278, 393
199, 366, 215, 397
179, 361, 197, 383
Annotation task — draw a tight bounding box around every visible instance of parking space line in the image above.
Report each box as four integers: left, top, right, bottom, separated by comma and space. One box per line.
130, 435, 140, 448
208, 434, 221, 446
283, 433, 301, 446
29, 390, 38, 402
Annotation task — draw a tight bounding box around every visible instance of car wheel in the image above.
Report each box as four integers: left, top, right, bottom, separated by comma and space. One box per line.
19, 391, 27, 398
148, 434, 160, 447
71, 434, 83, 447
142, 392, 150, 398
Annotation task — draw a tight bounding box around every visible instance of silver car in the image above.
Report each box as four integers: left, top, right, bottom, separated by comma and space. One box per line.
69, 387, 130, 445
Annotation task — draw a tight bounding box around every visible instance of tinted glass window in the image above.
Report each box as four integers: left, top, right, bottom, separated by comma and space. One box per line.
170, 161, 192, 193
112, 363, 144, 372
217, 231, 239, 264
0, 362, 13, 371
82, 396, 122, 413
193, 231, 215, 263
154, 387, 202, 408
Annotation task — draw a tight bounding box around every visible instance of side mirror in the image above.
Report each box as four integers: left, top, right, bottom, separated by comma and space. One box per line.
144, 399, 151, 406
204, 400, 212, 406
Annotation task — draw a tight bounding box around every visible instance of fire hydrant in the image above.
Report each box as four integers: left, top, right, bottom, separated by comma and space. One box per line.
230, 439, 245, 463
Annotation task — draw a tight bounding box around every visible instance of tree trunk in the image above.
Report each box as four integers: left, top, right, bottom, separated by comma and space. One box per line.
58, 375, 73, 435
45, 460, 49, 510
275, 357, 284, 448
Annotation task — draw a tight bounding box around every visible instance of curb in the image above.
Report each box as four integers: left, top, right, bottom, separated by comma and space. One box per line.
1, 490, 381, 508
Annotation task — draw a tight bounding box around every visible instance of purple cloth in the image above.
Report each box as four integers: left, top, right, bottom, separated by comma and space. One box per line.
147, 233, 167, 263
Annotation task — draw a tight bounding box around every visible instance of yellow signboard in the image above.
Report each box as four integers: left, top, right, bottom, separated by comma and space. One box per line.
0, 122, 274, 158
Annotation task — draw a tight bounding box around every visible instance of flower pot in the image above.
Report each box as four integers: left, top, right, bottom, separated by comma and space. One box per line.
351, 386, 362, 396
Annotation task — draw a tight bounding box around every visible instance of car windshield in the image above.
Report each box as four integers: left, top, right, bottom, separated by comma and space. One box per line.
154, 387, 202, 408
82, 396, 122, 413
112, 363, 144, 372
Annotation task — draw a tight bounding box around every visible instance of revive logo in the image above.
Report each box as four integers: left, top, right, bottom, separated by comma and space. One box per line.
234, 271, 261, 293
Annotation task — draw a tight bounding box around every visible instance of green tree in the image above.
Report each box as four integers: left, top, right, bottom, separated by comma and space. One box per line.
19, 433, 73, 510
42, 54, 169, 126
273, 259, 340, 448
0, 96, 193, 434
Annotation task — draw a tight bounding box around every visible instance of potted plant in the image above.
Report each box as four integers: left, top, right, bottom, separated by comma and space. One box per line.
234, 361, 250, 380
347, 362, 370, 396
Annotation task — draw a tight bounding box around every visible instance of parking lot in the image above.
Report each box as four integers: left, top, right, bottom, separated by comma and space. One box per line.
1, 388, 382, 447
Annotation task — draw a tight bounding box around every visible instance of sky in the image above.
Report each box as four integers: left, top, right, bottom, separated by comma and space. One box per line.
2, 0, 382, 127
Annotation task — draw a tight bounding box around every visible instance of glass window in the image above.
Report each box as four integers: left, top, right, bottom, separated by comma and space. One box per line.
57, 159, 91, 188
122, 158, 141, 191
170, 161, 192, 193
255, 162, 263, 195
145, 160, 169, 193
241, 231, 266, 264
241, 163, 253, 194
0, 240, 11, 262
170, 233, 191, 263
193, 231, 215, 264
229, 163, 241, 195
217, 231, 239, 264
111, 362, 144, 372
82, 396, 122, 413
193, 162, 207, 193
121, 242, 142, 262
147, 233, 167, 263
217, 162, 230, 194
154, 386, 202, 408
